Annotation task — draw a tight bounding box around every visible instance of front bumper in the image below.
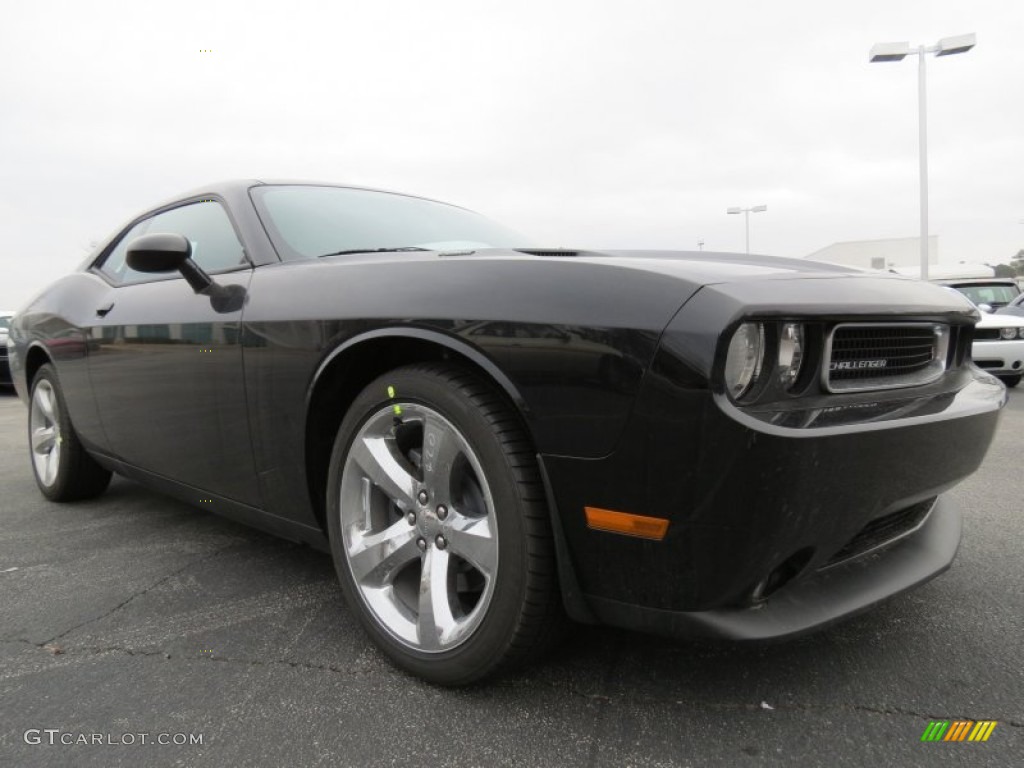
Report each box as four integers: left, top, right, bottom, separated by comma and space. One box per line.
541, 277, 1004, 638
585, 494, 960, 640
972, 339, 1024, 376
543, 366, 1003, 636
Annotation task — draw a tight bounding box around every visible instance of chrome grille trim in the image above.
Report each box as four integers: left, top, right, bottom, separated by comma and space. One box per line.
823, 322, 949, 393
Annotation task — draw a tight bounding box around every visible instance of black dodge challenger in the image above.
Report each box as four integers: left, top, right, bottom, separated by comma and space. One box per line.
7, 181, 1005, 684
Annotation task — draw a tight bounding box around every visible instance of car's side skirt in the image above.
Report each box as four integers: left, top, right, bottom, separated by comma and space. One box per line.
91, 452, 330, 551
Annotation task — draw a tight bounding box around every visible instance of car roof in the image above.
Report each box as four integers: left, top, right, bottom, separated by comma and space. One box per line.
164, 179, 451, 208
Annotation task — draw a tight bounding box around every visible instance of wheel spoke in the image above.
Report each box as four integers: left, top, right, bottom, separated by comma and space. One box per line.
30, 381, 62, 489
446, 514, 497, 578
348, 519, 421, 585
417, 545, 455, 650
348, 434, 418, 509
43, 451, 57, 485
422, 411, 463, 493
360, 477, 373, 531
32, 426, 56, 454
37, 387, 56, 423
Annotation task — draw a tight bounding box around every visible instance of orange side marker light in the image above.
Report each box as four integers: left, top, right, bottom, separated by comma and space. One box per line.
585, 507, 669, 541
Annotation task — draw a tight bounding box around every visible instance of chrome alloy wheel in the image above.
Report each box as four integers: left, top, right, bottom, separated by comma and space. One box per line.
30, 379, 62, 487
339, 403, 499, 653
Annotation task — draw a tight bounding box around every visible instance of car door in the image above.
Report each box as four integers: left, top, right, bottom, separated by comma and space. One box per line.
86, 199, 260, 506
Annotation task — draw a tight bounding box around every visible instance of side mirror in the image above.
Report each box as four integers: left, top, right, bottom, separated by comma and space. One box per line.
126, 233, 214, 294
977, 303, 994, 314
126, 232, 191, 273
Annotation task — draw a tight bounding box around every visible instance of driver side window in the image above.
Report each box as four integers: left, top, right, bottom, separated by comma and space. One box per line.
100, 201, 246, 285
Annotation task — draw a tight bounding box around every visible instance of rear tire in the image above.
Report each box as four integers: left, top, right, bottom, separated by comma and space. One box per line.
29, 364, 112, 501
326, 363, 564, 685
998, 374, 1021, 388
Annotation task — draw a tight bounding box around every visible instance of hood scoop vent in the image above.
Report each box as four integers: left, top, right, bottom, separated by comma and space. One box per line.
516, 249, 581, 258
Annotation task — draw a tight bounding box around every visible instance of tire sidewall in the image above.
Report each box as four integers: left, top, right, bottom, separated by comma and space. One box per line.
326, 367, 531, 684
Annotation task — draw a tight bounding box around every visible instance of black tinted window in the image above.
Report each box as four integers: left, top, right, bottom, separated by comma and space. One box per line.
100, 202, 246, 285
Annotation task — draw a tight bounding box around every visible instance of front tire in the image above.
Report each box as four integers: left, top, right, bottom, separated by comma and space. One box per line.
998, 374, 1021, 388
29, 364, 112, 501
326, 364, 563, 685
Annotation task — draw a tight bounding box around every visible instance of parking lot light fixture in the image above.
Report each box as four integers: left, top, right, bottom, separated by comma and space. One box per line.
727, 205, 768, 254
869, 33, 976, 280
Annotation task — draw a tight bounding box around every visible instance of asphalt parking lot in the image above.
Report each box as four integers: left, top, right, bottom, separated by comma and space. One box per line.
0, 386, 1021, 767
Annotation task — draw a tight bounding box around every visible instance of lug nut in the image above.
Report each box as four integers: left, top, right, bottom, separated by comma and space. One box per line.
417, 490, 429, 505
435, 535, 447, 550
406, 511, 417, 525
436, 504, 448, 520
416, 537, 427, 551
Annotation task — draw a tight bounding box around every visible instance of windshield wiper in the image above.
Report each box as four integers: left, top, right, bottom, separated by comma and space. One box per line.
317, 247, 430, 258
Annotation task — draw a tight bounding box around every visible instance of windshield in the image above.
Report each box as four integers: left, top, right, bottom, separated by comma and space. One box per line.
251, 185, 531, 260
953, 283, 1020, 307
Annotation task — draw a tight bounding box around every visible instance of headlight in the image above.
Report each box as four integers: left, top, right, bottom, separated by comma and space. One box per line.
1018, 328, 1024, 339
724, 322, 764, 399
1000, 327, 1017, 340
778, 323, 804, 390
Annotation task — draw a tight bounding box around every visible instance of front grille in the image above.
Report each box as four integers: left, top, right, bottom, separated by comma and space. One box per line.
973, 328, 1002, 341
825, 323, 947, 392
822, 498, 936, 568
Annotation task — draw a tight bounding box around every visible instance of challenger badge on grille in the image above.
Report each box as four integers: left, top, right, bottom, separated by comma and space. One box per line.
824, 323, 948, 392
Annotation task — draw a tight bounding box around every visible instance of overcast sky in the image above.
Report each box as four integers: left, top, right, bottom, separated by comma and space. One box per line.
1, 0, 1022, 309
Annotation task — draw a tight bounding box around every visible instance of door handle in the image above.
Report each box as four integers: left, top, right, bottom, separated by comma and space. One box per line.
95, 303, 115, 318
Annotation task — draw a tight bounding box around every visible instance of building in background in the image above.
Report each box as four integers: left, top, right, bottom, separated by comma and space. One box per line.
805, 236, 938, 271
804, 236, 996, 279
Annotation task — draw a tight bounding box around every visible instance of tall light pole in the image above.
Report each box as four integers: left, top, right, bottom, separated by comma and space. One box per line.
869, 33, 976, 281
727, 205, 767, 254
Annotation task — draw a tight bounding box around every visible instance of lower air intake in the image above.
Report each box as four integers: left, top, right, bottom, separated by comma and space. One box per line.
823, 498, 936, 568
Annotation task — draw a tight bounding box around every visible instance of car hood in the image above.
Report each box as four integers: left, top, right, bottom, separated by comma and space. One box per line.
298, 248, 978, 331
324, 247, 863, 284
976, 311, 1024, 329
430, 248, 860, 285
568, 249, 859, 283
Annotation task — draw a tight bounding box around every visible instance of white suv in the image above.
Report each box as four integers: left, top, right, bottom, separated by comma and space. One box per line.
936, 280, 1024, 388
971, 310, 1024, 388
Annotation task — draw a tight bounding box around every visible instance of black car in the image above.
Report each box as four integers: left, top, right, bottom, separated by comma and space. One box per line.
8, 181, 1005, 685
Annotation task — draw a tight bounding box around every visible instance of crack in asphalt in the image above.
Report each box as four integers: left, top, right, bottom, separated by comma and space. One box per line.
532, 675, 1024, 728
4, 638, 1022, 730
40, 542, 242, 646
9, 641, 380, 680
